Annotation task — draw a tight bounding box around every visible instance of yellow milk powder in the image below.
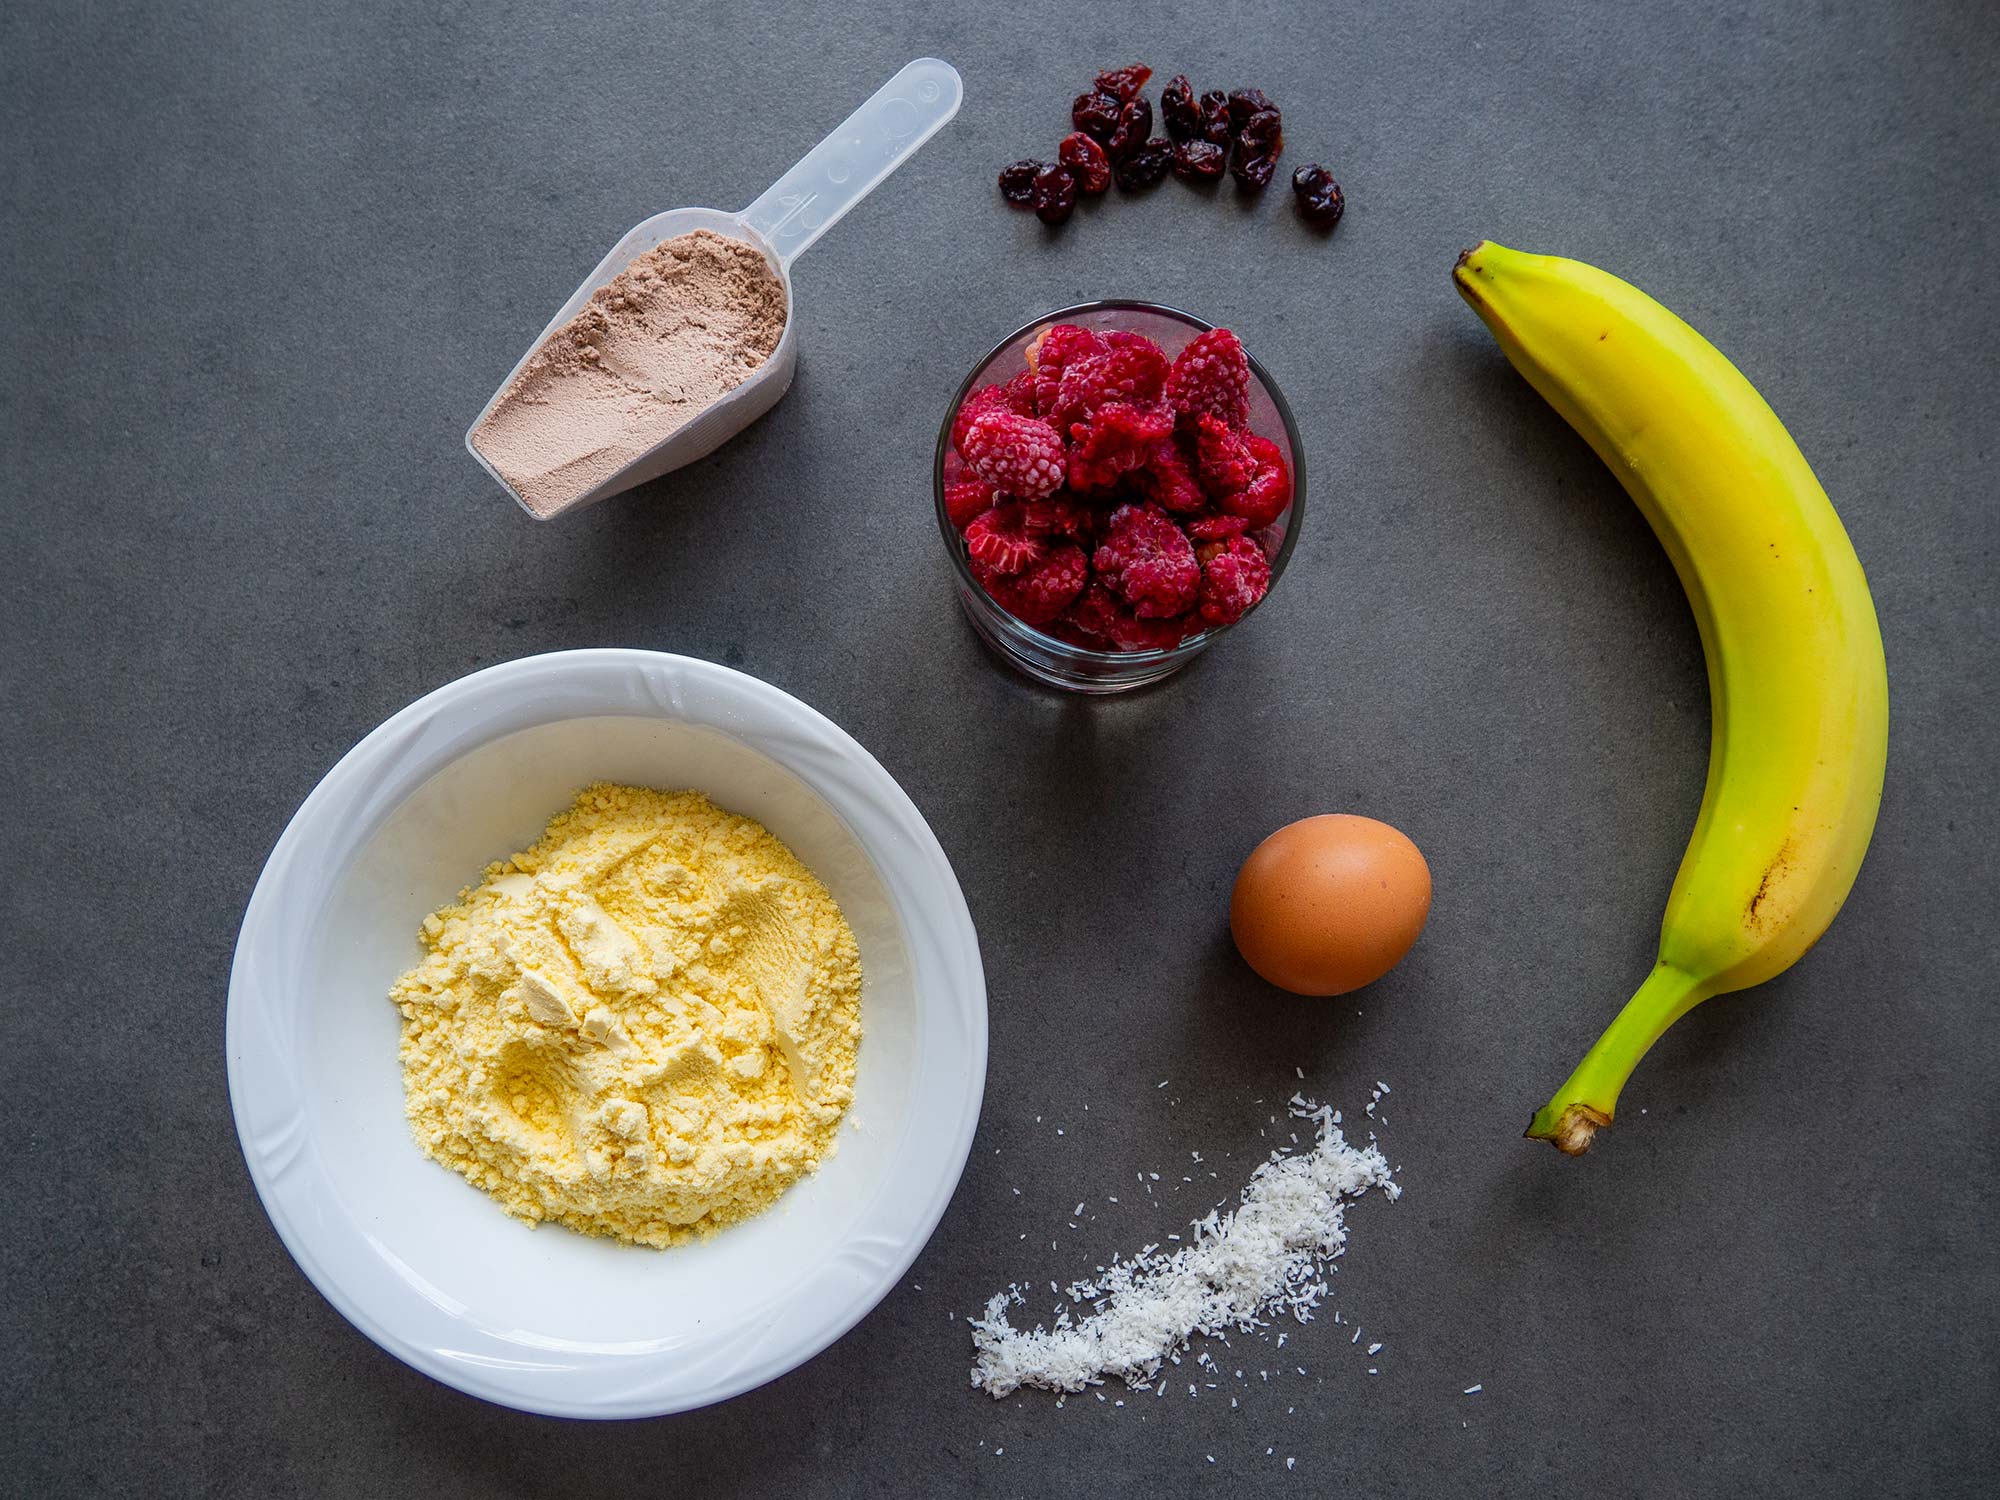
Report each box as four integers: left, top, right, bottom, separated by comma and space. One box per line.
388, 783, 861, 1248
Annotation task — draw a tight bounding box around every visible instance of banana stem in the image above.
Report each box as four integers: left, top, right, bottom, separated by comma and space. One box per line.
1527, 963, 1712, 1154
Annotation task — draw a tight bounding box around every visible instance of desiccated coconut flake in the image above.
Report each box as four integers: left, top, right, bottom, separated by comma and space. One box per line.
966, 1097, 1399, 1398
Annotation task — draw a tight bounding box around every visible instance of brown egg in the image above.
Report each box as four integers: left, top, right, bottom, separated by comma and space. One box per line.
1230, 815, 1432, 996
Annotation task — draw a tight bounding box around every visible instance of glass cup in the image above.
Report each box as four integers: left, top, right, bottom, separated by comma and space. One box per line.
933, 300, 1306, 694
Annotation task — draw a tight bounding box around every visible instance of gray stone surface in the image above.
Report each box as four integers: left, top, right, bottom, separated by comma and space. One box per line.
3, 0, 1995, 1494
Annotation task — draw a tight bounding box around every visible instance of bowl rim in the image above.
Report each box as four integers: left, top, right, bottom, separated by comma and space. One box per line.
931, 298, 1308, 663
225, 648, 987, 1418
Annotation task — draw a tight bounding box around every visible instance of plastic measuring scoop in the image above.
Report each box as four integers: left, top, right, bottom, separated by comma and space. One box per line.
466, 58, 963, 519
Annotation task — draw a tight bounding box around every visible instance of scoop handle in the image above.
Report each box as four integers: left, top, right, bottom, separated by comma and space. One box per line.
739, 58, 962, 270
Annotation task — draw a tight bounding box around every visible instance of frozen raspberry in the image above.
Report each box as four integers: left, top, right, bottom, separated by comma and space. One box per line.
1050, 343, 1171, 430
1094, 501, 1200, 618
945, 478, 997, 532
1102, 329, 1167, 359
1186, 512, 1253, 542
1193, 412, 1254, 497
974, 543, 1088, 626
1197, 535, 1273, 625
1223, 433, 1292, 525
1068, 402, 1174, 492
962, 411, 1066, 500
1044, 616, 1106, 650
1094, 64, 1153, 104
964, 502, 1048, 575
1166, 328, 1251, 429
998, 369, 1040, 429
951, 380, 1034, 457
1028, 324, 1109, 415
1058, 132, 1112, 194
1020, 492, 1096, 541
1063, 581, 1189, 652
1135, 436, 1205, 514
1060, 580, 1120, 643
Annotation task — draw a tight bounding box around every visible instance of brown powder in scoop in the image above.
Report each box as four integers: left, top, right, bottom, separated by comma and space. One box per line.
472, 229, 787, 516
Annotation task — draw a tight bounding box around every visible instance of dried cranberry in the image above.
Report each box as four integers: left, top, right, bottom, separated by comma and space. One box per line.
1292, 163, 1345, 229
1231, 109, 1283, 189
1113, 138, 1173, 192
1105, 97, 1153, 160
1072, 90, 1122, 143
1232, 151, 1279, 191
1197, 91, 1232, 145
1226, 89, 1278, 134
1161, 74, 1198, 140
1031, 162, 1077, 224
1058, 132, 1112, 194
1094, 64, 1153, 104
999, 160, 1042, 208
1171, 139, 1226, 182
1237, 109, 1283, 155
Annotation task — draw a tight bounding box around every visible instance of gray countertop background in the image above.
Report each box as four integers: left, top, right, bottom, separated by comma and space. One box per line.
4, 1, 1995, 1495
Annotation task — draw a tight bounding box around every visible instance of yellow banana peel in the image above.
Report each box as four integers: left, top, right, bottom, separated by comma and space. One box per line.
1454, 243, 1889, 1155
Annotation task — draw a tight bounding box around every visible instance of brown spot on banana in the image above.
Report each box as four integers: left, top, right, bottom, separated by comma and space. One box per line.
1746, 839, 1797, 931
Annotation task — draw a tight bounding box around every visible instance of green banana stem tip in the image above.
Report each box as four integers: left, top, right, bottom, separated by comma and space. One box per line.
1526, 1103, 1612, 1156
1526, 964, 1711, 1156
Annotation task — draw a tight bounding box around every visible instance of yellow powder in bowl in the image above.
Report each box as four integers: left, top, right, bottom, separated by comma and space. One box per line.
387, 783, 861, 1249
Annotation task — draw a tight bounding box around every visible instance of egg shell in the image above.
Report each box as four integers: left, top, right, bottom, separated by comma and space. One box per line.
1230, 814, 1432, 997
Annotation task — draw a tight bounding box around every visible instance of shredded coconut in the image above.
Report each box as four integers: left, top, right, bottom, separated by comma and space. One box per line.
967, 1096, 1399, 1397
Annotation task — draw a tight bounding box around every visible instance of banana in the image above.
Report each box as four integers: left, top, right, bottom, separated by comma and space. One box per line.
1453, 243, 1888, 1155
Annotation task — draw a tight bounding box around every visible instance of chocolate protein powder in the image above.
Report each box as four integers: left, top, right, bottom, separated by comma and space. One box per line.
472, 229, 787, 516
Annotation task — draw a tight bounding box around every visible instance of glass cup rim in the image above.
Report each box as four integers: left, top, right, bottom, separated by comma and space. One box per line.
931, 299, 1308, 664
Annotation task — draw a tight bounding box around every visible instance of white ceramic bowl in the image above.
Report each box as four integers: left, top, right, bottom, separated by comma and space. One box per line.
227, 650, 986, 1417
